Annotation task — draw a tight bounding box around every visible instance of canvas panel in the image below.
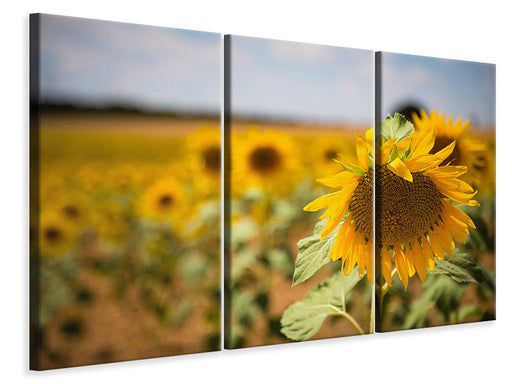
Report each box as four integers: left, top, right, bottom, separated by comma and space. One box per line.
374, 52, 496, 332
225, 35, 374, 348
30, 14, 222, 369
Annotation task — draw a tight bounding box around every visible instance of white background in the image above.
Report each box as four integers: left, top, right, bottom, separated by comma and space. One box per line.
1, 1, 510, 383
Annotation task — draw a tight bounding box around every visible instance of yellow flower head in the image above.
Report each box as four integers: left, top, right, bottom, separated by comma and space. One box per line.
412, 109, 487, 185
308, 135, 355, 177
232, 129, 300, 195
39, 212, 78, 257
304, 113, 478, 289
186, 126, 221, 197
137, 178, 186, 228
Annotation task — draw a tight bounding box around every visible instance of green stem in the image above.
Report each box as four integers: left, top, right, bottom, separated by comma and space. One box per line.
370, 286, 375, 334
331, 311, 365, 335
377, 268, 397, 317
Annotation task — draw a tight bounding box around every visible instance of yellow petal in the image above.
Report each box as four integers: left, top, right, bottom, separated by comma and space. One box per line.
381, 246, 393, 286
365, 128, 374, 158
330, 217, 351, 261
434, 222, 454, 258
319, 182, 357, 219
387, 157, 413, 182
379, 138, 398, 165
413, 127, 435, 157
317, 171, 359, 189
394, 246, 409, 291
428, 231, 445, 260
440, 200, 475, 229
404, 243, 416, 277
431, 140, 456, 164
426, 172, 475, 194
426, 165, 468, 179
356, 136, 368, 171
411, 239, 427, 282
406, 154, 440, 173
421, 235, 435, 271
303, 192, 337, 212
320, 182, 358, 239
365, 239, 374, 284
344, 230, 360, 275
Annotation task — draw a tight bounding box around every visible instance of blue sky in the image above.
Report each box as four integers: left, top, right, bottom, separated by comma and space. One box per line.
380, 52, 496, 127
38, 15, 494, 126
230, 36, 373, 124
39, 14, 221, 113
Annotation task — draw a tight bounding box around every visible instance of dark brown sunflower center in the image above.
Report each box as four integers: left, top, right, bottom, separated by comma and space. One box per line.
202, 146, 221, 172
63, 205, 80, 219
45, 226, 62, 243
158, 194, 174, 208
324, 149, 338, 161
431, 136, 459, 166
249, 146, 282, 173
349, 166, 443, 245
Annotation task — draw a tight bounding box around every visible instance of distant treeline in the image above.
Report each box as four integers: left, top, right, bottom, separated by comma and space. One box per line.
38, 102, 356, 126
39, 102, 220, 120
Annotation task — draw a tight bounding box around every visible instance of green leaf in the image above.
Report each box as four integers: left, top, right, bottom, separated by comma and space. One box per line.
281, 268, 364, 341
267, 248, 293, 277
403, 274, 465, 329
402, 296, 432, 330
428, 251, 485, 284
232, 290, 262, 326
230, 248, 257, 283
231, 218, 258, 247
379, 116, 391, 140
292, 219, 338, 286
458, 305, 483, 322
379, 113, 414, 143
332, 158, 367, 176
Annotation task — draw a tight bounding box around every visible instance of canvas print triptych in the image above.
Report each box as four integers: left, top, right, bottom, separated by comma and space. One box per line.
30, 13, 496, 370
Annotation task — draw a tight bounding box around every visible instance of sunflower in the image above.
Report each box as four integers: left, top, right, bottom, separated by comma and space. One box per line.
308, 134, 356, 178
51, 191, 90, 230
137, 178, 186, 227
412, 109, 486, 186
304, 113, 478, 289
231, 128, 300, 195
186, 125, 221, 197
39, 212, 78, 256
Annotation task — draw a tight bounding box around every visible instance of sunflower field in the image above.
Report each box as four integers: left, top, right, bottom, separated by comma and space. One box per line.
34, 113, 221, 369
227, 121, 374, 347
34, 109, 496, 362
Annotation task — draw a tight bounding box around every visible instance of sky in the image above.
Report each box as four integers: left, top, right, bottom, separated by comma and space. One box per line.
39, 14, 221, 113
230, 35, 373, 125
38, 15, 495, 126
380, 52, 496, 127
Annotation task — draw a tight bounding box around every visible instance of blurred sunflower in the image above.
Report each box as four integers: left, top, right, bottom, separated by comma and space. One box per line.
186, 126, 221, 197
52, 192, 90, 230
39, 212, 77, 256
412, 110, 486, 185
304, 114, 478, 289
137, 179, 186, 228
232, 129, 300, 195
309, 135, 355, 177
